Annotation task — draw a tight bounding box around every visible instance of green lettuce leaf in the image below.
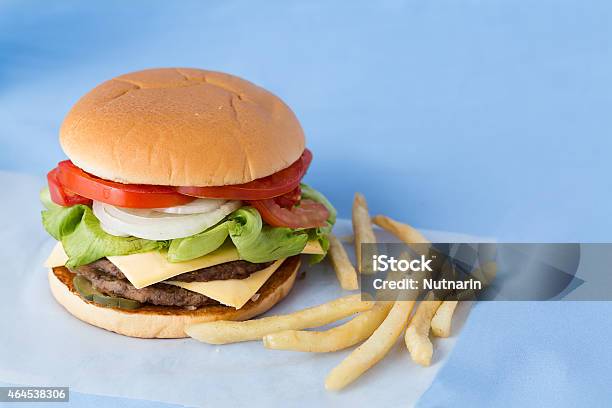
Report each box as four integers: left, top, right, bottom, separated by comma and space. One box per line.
245, 226, 308, 263
42, 205, 164, 268
167, 221, 229, 262
42, 204, 85, 241
227, 207, 308, 263
226, 207, 263, 251
167, 207, 311, 263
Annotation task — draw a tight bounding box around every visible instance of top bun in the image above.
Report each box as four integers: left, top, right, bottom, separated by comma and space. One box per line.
60, 68, 305, 186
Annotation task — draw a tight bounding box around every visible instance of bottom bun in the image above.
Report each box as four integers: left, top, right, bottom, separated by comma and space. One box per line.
48, 256, 300, 338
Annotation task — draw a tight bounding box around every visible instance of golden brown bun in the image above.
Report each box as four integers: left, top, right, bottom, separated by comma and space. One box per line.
48, 257, 300, 338
60, 68, 305, 186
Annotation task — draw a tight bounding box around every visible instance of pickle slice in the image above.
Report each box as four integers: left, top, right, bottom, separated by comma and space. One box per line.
73, 275, 102, 301
91, 294, 142, 310
72, 276, 142, 310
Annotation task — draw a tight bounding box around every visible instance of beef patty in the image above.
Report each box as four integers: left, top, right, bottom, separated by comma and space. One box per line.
87, 259, 273, 282
71, 259, 274, 308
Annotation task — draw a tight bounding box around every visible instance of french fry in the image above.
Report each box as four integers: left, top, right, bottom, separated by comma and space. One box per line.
263, 301, 393, 352
430, 300, 458, 338
338, 234, 354, 244
325, 299, 416, 391
372, 214, 429, 246
328, 233, 359, 290
404, 292, 442, 366
352, 193, 376, 273
185, 295, 374, 344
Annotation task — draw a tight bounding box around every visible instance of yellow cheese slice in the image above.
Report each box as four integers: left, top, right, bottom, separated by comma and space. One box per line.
302, 239, 324, 255
166, 259, 285, 308
108, 242, 240, 289
45, 239, 323, 290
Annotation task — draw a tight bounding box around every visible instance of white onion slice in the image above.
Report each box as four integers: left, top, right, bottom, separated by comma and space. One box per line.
99, 222, 130, 237
153, 198, 229, 215
93, 200, 241, 240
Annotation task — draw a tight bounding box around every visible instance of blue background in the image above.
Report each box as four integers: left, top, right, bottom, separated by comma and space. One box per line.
1, 1, 611, 406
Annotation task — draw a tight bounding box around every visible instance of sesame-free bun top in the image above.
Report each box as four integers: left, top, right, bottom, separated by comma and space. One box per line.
60, 68, 305, 186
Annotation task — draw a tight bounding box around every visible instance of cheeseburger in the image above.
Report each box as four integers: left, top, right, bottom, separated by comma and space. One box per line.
41, 68, 335, 338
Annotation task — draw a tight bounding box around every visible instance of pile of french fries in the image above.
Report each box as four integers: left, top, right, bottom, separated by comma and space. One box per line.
186, 193, 465, 390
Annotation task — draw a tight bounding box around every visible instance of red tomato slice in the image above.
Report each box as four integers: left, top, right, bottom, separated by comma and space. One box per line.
47, 168, 92, 207
56, 161, 195, 208
249, 198, 329, 228
176, 149, 313, 200
274, 185, 302, 208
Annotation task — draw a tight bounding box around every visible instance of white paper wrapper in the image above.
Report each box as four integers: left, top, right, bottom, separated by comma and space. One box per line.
0, 172, 472, 407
